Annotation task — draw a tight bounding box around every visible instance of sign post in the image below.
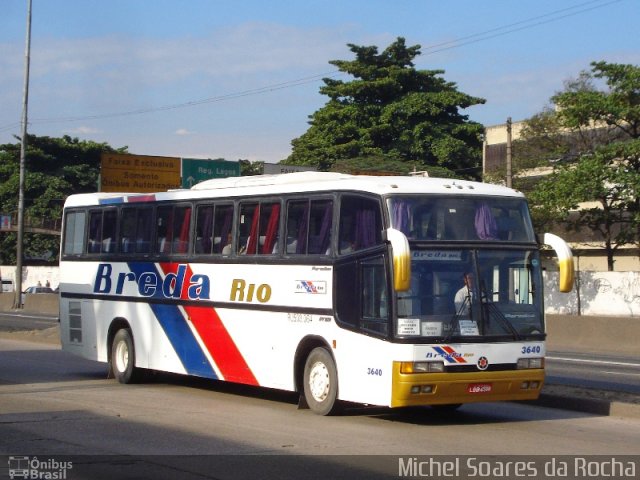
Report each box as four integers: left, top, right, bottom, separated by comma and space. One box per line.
181, 159, 240, 188
101, 153, 181, 193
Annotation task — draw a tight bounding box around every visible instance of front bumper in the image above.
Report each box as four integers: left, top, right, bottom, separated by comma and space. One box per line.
391, 362, 544, 408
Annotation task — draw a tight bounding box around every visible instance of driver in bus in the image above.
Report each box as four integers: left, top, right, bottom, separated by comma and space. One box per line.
454, 272, 474, 316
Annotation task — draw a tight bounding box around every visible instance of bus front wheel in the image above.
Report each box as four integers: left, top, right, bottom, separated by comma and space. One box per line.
303, 347, 340, 415
110, 329, 141, 384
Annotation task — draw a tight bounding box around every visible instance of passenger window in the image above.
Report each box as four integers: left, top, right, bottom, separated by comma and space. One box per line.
87, 209, 117, 254
135, 207, 153, 254
215, 205, 234, 254
195, 204, 234, 255
121, 206, 153, 254
120, 208, 137, 253
286, 199, 333, 255
338, 196, 382, 255
286, 201, 307, 254
156, 205, 191, 254
87, 212, 102, 254
156, 206, 173, 254
238, 203, 258, 254
238, 201, 280, 255
195, 205, 214, 254
102, 210, 117, 253
361, 255, 389, 335
63, 211, 86, 255
172, 206, 191, 254
258, 202, 280, 255
308, 200, 333, 255
285, 199, 333, 255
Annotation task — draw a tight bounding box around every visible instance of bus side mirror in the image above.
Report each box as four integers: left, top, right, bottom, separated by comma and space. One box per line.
385, 228, 411, 292
542, 233, 574, 293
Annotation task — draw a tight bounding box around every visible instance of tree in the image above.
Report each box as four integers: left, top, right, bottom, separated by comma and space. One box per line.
238, 159, 263, 176
523, 61, 640, 270
0, 135, 125, 264
286, 37, 485, 178
529, 142, 639, 271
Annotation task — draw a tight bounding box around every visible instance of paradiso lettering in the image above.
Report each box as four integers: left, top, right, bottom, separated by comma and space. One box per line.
93, 263, 210, 299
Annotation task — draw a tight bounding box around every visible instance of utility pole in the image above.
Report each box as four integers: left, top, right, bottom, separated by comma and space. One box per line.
14, 0, 32, 309
506, 117, 513, 188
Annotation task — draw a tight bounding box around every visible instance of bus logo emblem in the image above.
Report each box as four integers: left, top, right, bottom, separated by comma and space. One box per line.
295, 280, 326, 294
477, 356, 489, 370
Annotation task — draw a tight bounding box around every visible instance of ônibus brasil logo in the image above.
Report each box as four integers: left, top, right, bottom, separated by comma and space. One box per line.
8, 456, 72, 479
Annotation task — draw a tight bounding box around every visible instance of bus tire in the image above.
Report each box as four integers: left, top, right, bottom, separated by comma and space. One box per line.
303, 347, 340, 415
110, 328, 141, 384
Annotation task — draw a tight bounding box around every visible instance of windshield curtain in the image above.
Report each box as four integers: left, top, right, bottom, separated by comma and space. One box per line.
395, 248, 544, 341
388, 195, 536, 243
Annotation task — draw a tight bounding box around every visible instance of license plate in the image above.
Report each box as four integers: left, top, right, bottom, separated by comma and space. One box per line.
467, 383, 492, 394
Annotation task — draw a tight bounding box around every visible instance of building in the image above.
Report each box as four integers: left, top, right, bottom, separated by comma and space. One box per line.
482, 120, 639, 272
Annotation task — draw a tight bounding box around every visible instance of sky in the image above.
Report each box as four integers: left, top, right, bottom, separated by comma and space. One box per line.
1, 0, 638, 163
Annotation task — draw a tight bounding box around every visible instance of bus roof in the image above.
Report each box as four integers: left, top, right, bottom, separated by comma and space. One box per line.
63, 172, 524, 208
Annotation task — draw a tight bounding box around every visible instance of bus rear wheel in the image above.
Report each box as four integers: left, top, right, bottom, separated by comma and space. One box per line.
303, 347, 340, 415
110, 329, 141, 384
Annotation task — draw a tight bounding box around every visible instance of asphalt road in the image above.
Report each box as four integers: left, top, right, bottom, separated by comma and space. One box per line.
0, 311, 58, 332
0, 336, 638, 480
2, 312, 638, 397
546, 350, 640, 395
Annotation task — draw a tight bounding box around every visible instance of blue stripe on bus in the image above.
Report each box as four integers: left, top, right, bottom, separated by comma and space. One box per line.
99, 197, 124, 205
127, 262, 218, 379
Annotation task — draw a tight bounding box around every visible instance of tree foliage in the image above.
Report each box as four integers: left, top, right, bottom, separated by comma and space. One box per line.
286, 37, 485, 177
0, 135, 125, 264
238, 159, 264, 176
523, 61, 640, 270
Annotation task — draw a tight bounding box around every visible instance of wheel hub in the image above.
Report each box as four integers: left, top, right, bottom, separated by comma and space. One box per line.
308, 361, 330, 402
115, 340, 129, 373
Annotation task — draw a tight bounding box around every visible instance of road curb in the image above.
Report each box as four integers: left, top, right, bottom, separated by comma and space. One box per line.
527, 393, 640, 419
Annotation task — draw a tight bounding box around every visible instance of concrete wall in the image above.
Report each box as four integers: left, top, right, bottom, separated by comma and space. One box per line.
0, 293, 14, 311
0, 265, 59, 291
23, 293, 59, 314
0, 292, 59, 314
545, 271, 640, 317
546, 314, 638, 355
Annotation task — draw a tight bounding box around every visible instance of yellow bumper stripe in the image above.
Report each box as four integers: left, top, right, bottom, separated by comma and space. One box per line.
391, 362, 544, 408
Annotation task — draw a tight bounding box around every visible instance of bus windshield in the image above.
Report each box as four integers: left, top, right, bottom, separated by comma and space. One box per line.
395, 248, 544, 341
388, 195, 536, 242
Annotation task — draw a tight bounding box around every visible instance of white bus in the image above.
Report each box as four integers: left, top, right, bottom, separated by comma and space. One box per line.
59, 172, 573, 415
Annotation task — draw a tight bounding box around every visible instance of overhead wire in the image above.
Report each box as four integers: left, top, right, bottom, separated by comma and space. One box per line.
29, 71, 338, 125
0, 0, 625, 133
421, 0, 622, 55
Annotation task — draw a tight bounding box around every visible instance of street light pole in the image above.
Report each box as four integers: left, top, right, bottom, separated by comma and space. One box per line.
506, 117, 513, 189
14, 0, 32, 309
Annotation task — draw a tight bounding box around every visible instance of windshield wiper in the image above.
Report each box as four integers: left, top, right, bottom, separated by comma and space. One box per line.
481, 296, 522, 340
444, 296, 470, 342
445, 289, 522, 342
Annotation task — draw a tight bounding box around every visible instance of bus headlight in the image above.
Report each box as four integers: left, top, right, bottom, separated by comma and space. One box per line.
517, 357, 544, 369
400, 361, 445, 373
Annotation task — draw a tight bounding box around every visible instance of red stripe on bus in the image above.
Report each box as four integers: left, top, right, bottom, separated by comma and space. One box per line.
185, 304, 259, 386
159, 262, 259, 386
442, 345, 467, 363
